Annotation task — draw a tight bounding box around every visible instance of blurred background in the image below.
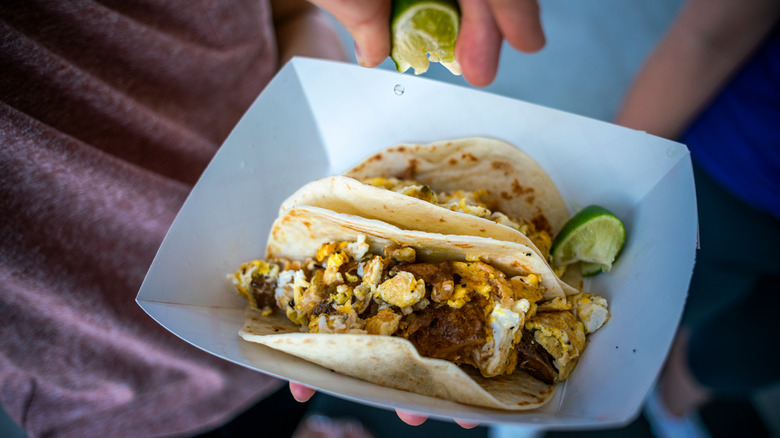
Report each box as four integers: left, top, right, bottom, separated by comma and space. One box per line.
329, 0, 683, 122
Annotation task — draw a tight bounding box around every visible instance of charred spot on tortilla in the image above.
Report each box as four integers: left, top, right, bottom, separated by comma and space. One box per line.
491, 160, 513, 175
461, 152, 478, 162
511, 179, 534, 195
398, 158, 419, 180
351, 153, 383, 174
367, 153, 383, 163
531, 214, 552, 234
448, 158, 458, 165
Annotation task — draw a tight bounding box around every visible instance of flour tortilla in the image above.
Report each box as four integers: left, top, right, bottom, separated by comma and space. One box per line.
280, 174, 543, 252
281, 137, 581, 293
239, 205, 563, 410
267, 206, 566, 299
240, 308, 555, 410
343, 137, 570, 235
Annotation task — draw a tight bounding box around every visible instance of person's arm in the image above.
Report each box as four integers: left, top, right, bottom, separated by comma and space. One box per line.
614, 0, 780, 139
271, 0, 348, 66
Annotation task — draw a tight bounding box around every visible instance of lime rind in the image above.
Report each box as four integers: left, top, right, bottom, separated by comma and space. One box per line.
580, 262, 604, 277
391, 2, 462, 75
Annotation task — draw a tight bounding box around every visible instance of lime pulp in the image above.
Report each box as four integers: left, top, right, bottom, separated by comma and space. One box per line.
390, 0, 461, 75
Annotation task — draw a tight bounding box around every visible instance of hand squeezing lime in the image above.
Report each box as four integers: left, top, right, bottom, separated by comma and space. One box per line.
391, 0, 462, 75
551, 205, 626, 276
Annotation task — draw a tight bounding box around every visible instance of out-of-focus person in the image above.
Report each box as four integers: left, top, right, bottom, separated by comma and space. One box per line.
615, 0, 780, 435
0, 1, 345, 436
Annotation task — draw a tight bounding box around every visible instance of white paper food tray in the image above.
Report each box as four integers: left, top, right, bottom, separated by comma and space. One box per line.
136, 57, 697, 429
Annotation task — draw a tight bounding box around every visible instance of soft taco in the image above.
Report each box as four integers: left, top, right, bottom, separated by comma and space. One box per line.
231, 205, 609, 410
281, 137, 581, 292
344, 137, 569, 235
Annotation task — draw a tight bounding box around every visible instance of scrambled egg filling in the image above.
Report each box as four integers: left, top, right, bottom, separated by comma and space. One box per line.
230, 235, 609, 382
525, 311, 586, 380
362, 177, 553, 257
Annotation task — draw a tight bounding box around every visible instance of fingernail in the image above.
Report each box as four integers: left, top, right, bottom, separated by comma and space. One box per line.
354, 41, 365, 66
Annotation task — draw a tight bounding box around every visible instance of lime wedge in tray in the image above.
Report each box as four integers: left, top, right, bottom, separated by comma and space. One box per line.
551, 205, 626, 276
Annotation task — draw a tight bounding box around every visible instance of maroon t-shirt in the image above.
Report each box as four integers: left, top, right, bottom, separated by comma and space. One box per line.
0, 1, 282, 436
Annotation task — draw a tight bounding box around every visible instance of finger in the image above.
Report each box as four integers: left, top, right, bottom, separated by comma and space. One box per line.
455, 0, 503, 87
395, 409, 428, 426
454, 418, 480, 429
308, 0, 391, 67
486, 0, 546, 52
289, 381, 316, 402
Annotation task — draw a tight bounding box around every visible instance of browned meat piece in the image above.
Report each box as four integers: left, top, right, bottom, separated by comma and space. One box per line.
402, 300, 486, 364
391, 261, 455, 285
515, 329, 557, 384
249, 277, 277, 309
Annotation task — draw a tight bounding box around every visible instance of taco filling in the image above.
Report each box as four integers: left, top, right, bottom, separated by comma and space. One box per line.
362, 177, 554, 258
231, 235, 608, 384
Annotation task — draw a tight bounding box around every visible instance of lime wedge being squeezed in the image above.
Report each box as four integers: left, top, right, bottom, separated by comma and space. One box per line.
391, 0, 462, 75
551, 205, 627, 276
